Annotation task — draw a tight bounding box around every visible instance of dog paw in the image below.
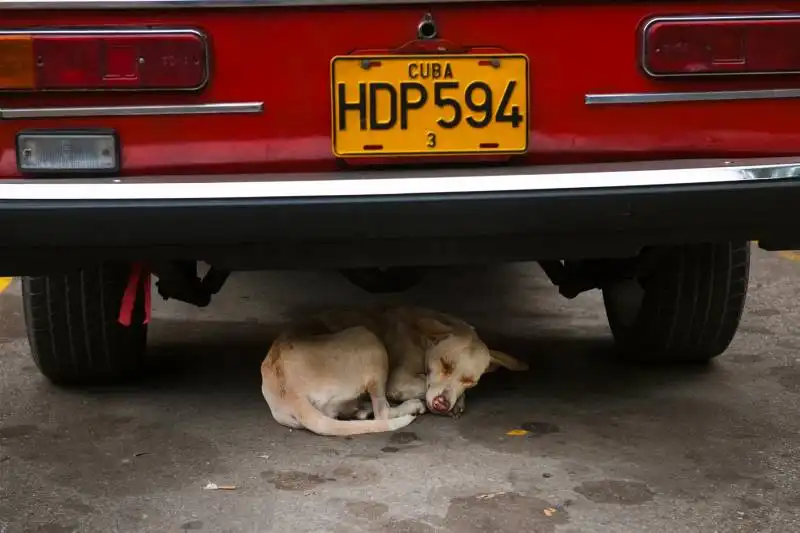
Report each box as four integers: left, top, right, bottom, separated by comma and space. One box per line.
450, 395, 466, 419
408, 399, 427, 415
354, 408, 373, 420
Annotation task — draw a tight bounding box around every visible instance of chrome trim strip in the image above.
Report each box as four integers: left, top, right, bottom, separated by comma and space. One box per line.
585, 89, 800, 105
640, 14, 800, 79
0, 102, 264, 119
0, 28, 206, 35
0, 0, 504, 8
2, 158, 799, 201
0, 28, 210, 92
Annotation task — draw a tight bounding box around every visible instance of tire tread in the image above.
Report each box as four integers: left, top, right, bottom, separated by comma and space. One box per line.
21, 264, 148, 385
604, 241, 750, 363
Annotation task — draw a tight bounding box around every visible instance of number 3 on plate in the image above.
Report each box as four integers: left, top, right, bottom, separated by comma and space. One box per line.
426, 132, 437, 148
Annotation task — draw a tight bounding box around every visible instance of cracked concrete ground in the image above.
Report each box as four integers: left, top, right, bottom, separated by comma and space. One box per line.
0, 247, 799, 532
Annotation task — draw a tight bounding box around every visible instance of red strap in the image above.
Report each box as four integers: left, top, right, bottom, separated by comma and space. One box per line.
118, 263, 151, 326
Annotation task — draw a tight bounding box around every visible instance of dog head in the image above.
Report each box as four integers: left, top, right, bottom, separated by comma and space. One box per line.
413, 316, 528, 415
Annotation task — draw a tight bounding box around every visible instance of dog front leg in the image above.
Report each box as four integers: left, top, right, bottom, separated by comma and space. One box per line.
387, 371, 426, 403
388, 399, 426, 418
450, 393, 466, 419
355, 398, 425, 419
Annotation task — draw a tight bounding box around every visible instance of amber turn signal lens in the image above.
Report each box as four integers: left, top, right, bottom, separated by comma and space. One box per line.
0, 36, 35, 89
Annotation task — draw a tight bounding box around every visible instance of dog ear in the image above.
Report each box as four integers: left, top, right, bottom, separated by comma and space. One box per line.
487, 349, 529, 372
414, 317, 453, 346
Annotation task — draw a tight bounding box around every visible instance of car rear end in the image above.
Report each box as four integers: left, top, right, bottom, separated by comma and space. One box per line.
1, 1, 800, 261
2, 0, 800, 384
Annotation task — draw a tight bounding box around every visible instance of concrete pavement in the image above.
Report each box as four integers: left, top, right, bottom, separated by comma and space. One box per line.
0, 247, 798, 532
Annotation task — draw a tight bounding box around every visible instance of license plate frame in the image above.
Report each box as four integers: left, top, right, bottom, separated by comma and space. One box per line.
330, 53, 529, 158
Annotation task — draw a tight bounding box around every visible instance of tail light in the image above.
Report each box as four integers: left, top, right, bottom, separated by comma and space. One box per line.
0, 30, 207, 91
642, 16, 800, 77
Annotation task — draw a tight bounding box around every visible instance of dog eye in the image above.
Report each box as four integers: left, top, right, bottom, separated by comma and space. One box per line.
460, 377, 476, 387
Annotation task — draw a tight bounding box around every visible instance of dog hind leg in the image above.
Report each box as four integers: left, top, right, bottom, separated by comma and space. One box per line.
354, 399, 375, 420
367, 380, 391, 421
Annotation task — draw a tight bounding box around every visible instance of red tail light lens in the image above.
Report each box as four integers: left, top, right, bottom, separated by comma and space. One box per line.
0, 30, 207, 91
35, 36, 102, 89
642, 16, 800, 77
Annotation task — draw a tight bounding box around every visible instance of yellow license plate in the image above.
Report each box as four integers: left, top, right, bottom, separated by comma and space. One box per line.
331, 54, 529, 157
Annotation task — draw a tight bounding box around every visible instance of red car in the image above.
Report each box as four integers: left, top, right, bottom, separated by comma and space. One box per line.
0, 0, 795, 385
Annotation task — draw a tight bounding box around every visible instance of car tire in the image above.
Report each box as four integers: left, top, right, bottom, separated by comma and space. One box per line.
21, 264, 149, 385
603, 241, 750, 363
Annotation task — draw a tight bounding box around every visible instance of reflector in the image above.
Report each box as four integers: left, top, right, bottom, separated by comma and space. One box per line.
643, 17, 800, 77
0, 36, 35, 89
17, 132, 118, 173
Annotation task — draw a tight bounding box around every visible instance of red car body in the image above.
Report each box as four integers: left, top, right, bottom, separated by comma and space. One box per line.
2, 1, 800, 178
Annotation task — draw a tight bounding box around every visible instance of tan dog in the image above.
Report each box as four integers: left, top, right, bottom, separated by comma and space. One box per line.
260, 316, 425, 436
380, 306, 529, 417
260, 306, 527, 435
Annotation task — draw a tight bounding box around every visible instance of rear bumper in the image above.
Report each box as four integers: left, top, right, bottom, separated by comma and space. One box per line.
2, 157, 800, 274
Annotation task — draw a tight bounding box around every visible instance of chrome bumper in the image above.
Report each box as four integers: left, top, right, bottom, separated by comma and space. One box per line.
2, 157, 799, 201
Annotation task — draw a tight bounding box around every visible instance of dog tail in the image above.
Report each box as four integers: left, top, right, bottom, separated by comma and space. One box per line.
293, 396, 416, 436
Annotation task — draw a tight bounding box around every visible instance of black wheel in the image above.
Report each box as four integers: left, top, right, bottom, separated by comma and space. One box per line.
603, 242, 750, 363
22, 263, 149, 385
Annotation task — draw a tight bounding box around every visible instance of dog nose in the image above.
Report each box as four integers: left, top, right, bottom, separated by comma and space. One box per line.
431, 395, 450, 413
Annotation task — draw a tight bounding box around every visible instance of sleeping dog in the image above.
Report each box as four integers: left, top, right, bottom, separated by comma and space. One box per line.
260, 306, 528, 436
